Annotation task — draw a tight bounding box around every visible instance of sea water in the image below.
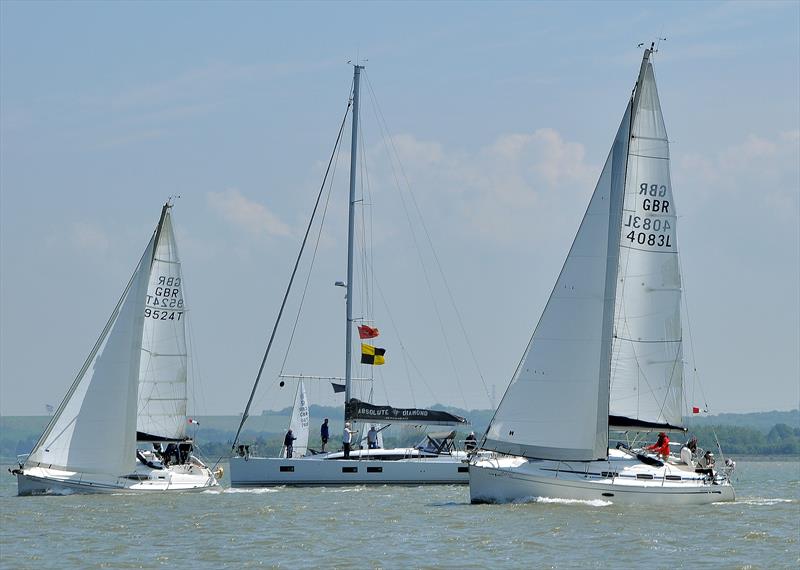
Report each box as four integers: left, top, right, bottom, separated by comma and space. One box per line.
1, 459, 797, 569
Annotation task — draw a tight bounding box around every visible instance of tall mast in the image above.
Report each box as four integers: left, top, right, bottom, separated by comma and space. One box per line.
344, 64, 363, 414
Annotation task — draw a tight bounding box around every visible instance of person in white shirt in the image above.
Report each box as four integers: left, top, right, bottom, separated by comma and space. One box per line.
343, 422, 356, 458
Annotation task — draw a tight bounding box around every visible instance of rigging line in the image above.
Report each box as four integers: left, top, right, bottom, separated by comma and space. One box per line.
277, 111, 345, 377
363, 72, 490, 407
362, 73, 468, 409
231, 98, 353, 450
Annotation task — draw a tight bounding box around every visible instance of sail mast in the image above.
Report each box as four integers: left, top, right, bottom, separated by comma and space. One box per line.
344, 64, 363, 414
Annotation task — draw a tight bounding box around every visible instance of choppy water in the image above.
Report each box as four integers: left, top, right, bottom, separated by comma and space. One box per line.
1, 459, 797, 569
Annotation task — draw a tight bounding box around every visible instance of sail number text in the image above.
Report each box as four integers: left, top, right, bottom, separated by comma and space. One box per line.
624, 182, 674, 248
145, 275, 184, 320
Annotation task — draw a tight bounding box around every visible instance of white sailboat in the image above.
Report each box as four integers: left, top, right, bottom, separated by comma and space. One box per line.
14, 203, 219, 495
470, 46, 736, 505
229, 65, 472, 487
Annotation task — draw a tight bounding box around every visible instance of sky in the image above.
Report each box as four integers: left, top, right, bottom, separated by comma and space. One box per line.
1, 1, 798, 417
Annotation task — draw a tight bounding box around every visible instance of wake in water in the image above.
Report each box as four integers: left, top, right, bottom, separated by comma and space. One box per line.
715, 497, 795, 506
511, 496, 613, 507
221, 487, 281, 494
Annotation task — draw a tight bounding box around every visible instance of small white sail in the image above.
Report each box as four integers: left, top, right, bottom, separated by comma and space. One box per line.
609, 60, 684, 429
137, 209, 189, 440
26, 237, 155, 475
282, 380, 310, 457
484, 101, 632, 461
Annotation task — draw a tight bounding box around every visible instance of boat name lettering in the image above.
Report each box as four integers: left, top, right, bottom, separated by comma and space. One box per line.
356, 407, 429, 418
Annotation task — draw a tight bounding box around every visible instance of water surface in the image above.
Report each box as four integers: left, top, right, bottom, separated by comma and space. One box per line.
1, 459, 797, 568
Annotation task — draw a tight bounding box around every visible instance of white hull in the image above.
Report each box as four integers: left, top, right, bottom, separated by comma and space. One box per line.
15, 461, 219, 496
470, 450, 735, 505
230, 449, 470, 486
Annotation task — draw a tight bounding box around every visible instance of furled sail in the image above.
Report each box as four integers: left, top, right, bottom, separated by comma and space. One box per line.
346, 399, 469, 426
483, 102, 632, 461
609, 59, 684, 431
26, 236, 155, 475
282, 380, 310, 457
137, 207, 189, 441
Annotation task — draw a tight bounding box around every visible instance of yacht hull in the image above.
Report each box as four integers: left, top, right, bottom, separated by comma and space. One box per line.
15, 463, 218, 496
230, 452, 469, 487
470, 453, 735, 505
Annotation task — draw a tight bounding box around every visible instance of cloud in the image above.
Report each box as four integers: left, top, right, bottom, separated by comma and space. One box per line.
675, 129, 799, 224
207, 188, 291, 238
69, 222, 110, 254
361, 128, 598, 245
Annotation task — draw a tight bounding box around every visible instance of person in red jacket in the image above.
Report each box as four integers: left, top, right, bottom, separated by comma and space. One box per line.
646, 432, 670, 459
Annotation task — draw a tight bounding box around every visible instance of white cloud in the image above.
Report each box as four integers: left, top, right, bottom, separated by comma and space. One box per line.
675, 129, 800, 224
69, 222, 110, 254
362, 128, 598, 245
207, 188, 291, 238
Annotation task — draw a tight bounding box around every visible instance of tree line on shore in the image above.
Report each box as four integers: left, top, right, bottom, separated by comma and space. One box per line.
2, 408, 798, 461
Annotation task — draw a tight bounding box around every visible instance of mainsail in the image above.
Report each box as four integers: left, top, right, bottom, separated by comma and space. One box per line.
137, 206, 189, 441
25, 236, 155, 475
609, 61, 684, 431
484, 49, 679, 461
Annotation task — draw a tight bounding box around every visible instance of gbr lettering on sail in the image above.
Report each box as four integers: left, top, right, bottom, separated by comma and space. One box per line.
623, 182, 673, 249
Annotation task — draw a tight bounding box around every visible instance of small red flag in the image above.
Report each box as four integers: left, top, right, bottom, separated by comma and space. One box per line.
692, 407, 700, 414
358, 325, 380, 339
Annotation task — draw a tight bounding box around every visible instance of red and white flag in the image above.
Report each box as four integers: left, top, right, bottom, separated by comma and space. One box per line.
692, 406, 701, 414
358, 324, 380, 339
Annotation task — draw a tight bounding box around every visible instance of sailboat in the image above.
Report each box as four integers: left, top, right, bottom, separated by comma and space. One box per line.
470, 46, 736, 505
229, 65, 473, 487
13, 203, 219, 495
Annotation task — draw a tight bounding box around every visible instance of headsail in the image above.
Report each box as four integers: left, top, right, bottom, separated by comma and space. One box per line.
609, 56, 684, 431
26, 236, 155, 475
282, 380, 310, 457
137, 205, 189, 441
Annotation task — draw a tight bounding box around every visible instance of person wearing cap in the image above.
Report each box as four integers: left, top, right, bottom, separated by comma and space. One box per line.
342, 422, 356, 459
645, 432, 670, 460
367, 425, 379, 449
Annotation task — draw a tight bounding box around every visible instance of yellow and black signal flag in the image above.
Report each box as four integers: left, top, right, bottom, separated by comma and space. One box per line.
360, 343, 386, 365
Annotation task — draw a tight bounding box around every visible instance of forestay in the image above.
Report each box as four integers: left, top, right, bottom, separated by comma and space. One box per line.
609, 60, 684, 431
25, 237, 155, 475
137, 208, 189, 441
